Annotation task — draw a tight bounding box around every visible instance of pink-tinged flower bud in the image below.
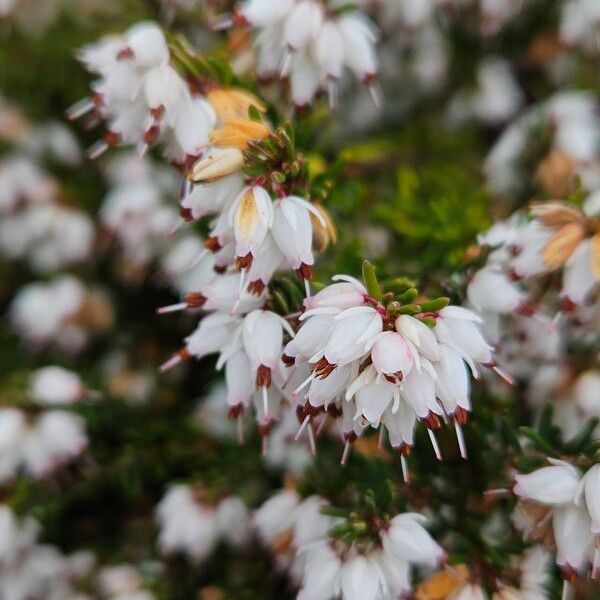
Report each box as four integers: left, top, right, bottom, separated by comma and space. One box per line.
303, 280, 366, 311
371, 331, 415, 382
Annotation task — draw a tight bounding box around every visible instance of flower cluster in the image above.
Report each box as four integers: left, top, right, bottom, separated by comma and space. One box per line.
286, 266, 501, 471
99, 153, 180, 278
10, 275, 113, 352
484, 91, 600, 198
0, 112, 93, 274
467, 198, 599, 439
514, 459, 600, 587
0, 367, 89, 482
227, 0, 379, 107
413, 546, 551, 600
253, 488, 444, 599
69, 22, 216, 163
156, 485, 250, 562
0, 504, 95, 600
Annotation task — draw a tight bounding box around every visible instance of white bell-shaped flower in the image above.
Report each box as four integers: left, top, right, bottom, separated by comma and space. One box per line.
514, 460, 581, 505
371, 331, 415, 382
381, 512, 445, 566
231, 186, 274, 267
29, 366, 84, 405
553, 503, 594, 573
579, 464, 600, 533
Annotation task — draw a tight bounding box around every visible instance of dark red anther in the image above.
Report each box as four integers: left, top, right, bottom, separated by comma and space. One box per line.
104, 131, 122, 147
144, 124, 160, 145
559, 296, 577, 313
204, 236, 222, 252
213, 264, 227, 274
517, 300, 537, 317
178, 347, 191, 361
248, 280, 266, 296
295, 263, 313, 282
116, 47, 134, 60
228, 404, 244, 419
312, 357, 336, 379
454, 407, 468, 426
282, 353, 295, 367
424, 412, 442, 430
184, 293, 207, 309
235, 252, 253, 270
180, 208, 193, 222
256, 364, 272, 388
150, 105, 165, 121
398, 443, 412, 457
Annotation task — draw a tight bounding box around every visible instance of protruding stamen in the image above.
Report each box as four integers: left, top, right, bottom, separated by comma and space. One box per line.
157, 302, 188, 314
401, 455, 410, 483
492, 364, 515, 386
292, 372, 316, 398
304, 279, 311, 300
316, 416, 327, 436
262, 385, 269, 420
340, 439, 351, 466
188, 249, 209, 270
294, 415, 311, 441
280, 49, 293, 78
484, 488, 510, 497
238, 268, 247, 296
261, 433, 268, 456
327, 80, 339, 110
66, 98, 95, 120
561, 580, 571, 600
307, 423, 316, 456
454, 421, 468, 459
160, 354, 182, 372
428, 429, 442, 461
213, 14, 233, 30
87, 140, 109, 160
368, 82, 383, 109
168, 219, 184, 237
378, 427, 384, 449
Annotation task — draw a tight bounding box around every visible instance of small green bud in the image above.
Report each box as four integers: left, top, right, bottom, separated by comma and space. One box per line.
419, 297, 450, 312
397, 288, 418, 304
362, 260, 382, 301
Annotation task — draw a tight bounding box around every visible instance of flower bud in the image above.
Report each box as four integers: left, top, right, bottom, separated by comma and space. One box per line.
188, 148, 244, 183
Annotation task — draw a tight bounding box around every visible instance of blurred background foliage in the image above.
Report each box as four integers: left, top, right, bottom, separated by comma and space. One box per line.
1, 0, 598, 597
